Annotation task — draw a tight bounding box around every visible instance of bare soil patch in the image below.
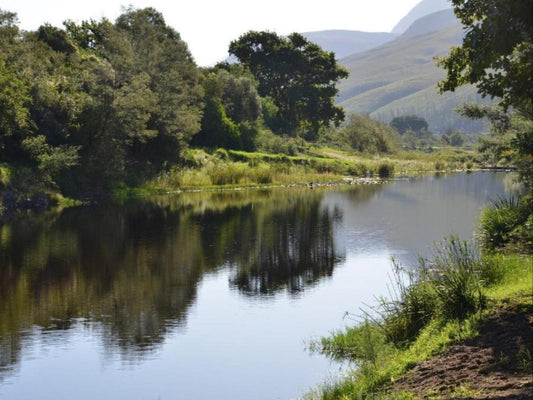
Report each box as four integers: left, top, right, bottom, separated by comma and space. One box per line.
393, 300, 533, 399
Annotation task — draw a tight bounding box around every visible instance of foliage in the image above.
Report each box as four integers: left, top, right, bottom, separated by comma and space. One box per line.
439, 1, 533, 192
390, 115, 429, 135
377, 162, 395, 178
0, 7, 204, 198
193, 67, 262, 151
438, 0, 533, 115
229, 31, 348, 137
511, 116, 533, 192
365, 237, 485, 348
308, 244, 533, 399
255, 130, 301, 156
337, 114, 399, 154
478, 195, 533, 253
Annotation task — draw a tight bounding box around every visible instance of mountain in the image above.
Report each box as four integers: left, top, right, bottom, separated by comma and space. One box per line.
400, 8, 458, 38
336, 14, 490, 133
301, 30, 397, 59
391, 0, 452, 34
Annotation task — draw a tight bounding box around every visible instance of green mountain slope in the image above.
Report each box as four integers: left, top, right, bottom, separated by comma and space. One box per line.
337, 20, 492, 133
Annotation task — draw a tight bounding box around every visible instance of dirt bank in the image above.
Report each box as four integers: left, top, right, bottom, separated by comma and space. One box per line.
393, 300, 533, 399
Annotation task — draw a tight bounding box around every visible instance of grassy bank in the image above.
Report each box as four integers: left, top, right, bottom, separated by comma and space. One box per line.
305, 237, 532, 399
132, 147, 477, 193
0, 146, 480, 212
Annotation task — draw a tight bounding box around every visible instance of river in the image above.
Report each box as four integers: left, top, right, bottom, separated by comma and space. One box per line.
0, 172, 515, 399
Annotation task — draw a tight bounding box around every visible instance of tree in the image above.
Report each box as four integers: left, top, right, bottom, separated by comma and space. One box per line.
438, 0, 533, 115
340, 114, 398, 154
439, 1, 533, 191
390, 115, 428, 135
193, 68, 261, 150
229, 31, 348, 138
64, 7, 204, 184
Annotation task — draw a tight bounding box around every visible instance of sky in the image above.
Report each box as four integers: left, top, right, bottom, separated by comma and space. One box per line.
2, 0, 421, 66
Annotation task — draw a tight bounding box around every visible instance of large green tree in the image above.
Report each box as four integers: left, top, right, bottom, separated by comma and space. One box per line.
229, 31, 348, 139
438, 0, 533, 191
438, 0, 533, 115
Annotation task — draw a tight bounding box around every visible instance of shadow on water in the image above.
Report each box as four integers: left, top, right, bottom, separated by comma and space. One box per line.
0, 185, 385, 375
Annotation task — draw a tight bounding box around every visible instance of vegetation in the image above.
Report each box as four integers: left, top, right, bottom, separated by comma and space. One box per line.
307, 0, 533, 397
332, 114, 399, 154
437, 0, 533, 114
390, 115, 428, 136
0, 8, 352, 211
229, 31, 348, 139
307, 239, 532, 399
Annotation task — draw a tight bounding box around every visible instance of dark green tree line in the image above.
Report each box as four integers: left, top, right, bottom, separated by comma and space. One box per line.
0, 7, 204, 197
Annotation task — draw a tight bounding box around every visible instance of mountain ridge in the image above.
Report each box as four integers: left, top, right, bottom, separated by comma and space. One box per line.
392, 0, 452, 34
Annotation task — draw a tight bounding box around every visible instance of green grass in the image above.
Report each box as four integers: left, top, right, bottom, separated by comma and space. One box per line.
306, 245, 533, 399
142, 147, 479, 193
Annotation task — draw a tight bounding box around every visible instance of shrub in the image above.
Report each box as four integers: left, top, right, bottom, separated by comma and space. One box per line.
251, 163, 273, 184
377, 260, 438, 346
377, 162, 395, 178
371, 237, 485, 347
315, 319, 390, 364
430, 237, 485, 319
434, 161, 445, 171
478, 197, 531, 252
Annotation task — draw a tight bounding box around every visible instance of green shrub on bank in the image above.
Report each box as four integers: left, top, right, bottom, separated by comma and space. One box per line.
478, 195, 533, 253
377, 163, 395, 178
372, 237, 484, 348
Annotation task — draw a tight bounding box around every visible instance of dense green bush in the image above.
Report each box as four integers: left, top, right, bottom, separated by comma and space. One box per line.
478, 195, 533, 253
377, 162, 395, 178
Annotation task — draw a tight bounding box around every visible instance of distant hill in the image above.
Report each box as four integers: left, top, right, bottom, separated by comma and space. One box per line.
301, 30, 397, 59
337, 19, 491, 133
400, 8, 458, 38
391, 0, 452, 34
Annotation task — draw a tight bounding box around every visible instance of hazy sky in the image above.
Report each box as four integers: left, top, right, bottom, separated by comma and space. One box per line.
2, 0, 421, 66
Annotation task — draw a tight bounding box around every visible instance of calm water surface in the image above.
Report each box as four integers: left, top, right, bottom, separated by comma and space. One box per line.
0, 172, 514, 399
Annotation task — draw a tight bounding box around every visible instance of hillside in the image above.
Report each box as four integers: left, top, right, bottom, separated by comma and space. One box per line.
391, 0, 452, 34
301, 30, 396, 59
336, 17, 491, 133
400, 8, 457, 38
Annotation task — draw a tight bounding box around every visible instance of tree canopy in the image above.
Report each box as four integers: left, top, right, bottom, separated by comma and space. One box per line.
229, 31, 348, 139
438, 0, 533, 115
0, 7, 204, 196
390, 115, 429, 135
439, 0, 533, 191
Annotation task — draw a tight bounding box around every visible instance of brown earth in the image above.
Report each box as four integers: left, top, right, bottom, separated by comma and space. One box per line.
392, 299, 533, 399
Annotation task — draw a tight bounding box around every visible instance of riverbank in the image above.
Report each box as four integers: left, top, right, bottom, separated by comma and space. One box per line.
393, 296, 532, 399
114, 147, 479, 196
305, 248, 533, 400
0, 146, 489, 216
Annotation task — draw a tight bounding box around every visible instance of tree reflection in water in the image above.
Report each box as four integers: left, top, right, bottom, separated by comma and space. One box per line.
0, 186, 381, 374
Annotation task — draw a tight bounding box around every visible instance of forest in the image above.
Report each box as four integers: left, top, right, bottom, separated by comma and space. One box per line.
0, 7, 356, 205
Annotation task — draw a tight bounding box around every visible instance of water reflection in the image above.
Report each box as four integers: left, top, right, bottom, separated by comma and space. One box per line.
0, 187, 361, 373
0, 173, 512, 398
